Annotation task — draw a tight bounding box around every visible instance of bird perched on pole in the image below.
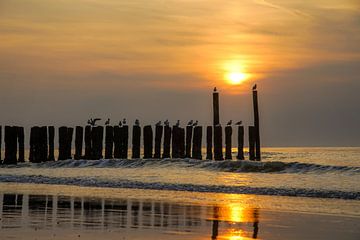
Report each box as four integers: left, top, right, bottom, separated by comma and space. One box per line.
156, 121, 162, 126
175, 120, 180, 127
87, 119, 92, 125
227, 120, 232, 126
164, 119, 169, 126
187, 120, 193, 126
122, 118, 127, 125
92, 118, 101, 126
214, 87, 217, 92
135, 119, 140, 126
235, 121, 242, 126
252, 84, 257, 90
105, 118, 110, 125
193, 120, 198, 126
118, 121, 122, 127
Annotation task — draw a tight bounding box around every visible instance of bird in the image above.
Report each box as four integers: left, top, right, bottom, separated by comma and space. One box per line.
87, 119, 92, 125
164, 119, 169, 126
193, 120, 198, 126
227, 120, 232, 125
252, 84, 257, 90
175, 120, 180, 127
118, 121, 122, 127
93, 118, 101, 126
122, 118, 127, 125
105, 118, 110, 125
135, 119, 140, 126
187, 120, 193, 126
156, 121, 162, 126
214, 87, 217, 92
235, 121, 242, 125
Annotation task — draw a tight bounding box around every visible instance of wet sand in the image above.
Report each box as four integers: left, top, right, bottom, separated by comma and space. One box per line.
0, 183, 359, 240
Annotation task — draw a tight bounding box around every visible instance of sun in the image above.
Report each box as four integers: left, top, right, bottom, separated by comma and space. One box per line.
226, 72, 248, 85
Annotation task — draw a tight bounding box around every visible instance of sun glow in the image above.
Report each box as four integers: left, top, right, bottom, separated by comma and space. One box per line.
222, 59, 250, 86
226, 72, 248, 85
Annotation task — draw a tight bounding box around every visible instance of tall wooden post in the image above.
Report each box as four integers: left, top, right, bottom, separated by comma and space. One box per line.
17, 126, 25, 162
40, 126, 48, 162
91, 126, 103, 160
162, 125, 171, 158
225, 126, 232, 160
143, 125, 153, 159
185, 126, 193, 158
132, 125, 141, 159
179, 127, 185, 158
105, 126, 114, 159
192, 126, 202, 160
236, 126, 244, 160
154, 125, 163, 159
74, 126, 84, 160
84, 125, 92, 159
253, 89, 261, 160
29, 127, 37, 162
113, 126, 121, 158
58, 126, 68, 160
0, 126, 2, 161
4, 126, 17, 164
214, 126, 223, 160
48, 126, 55, 161
206, 126, 213, 160
121, 125, 129, 159
213, 88, 220, 126
66, 127, 73, 159
171, 126, 179, 158
248, 126, 256, 161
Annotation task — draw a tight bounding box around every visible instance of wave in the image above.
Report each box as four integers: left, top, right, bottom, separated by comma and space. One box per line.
0, 174, 358, 200
1, 158, 359, 174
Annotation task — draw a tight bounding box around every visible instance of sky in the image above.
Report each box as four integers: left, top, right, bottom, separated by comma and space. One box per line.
0, 0, 359, 146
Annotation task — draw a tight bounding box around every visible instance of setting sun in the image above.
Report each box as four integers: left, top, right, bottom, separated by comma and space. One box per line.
226, 72, 248, 85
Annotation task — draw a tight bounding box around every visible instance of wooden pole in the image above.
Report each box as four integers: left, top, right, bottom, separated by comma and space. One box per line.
179, 127, 185, 158
121, 125, 129, 159
66, 127, 73, 160
48, 126, 55, 161
74, 126, 84, 160
17, 126, 25, 162
33, 126, 41, 163
248, 126, 256, 161
206, 126, 213, 160
105, 126, 114, 159
0, 126, 2, 161
29, 127, 36, 162
225, 126, 232, 160
192, 126, 202, 160
185, 126, 193, 158
4, 126, 17, 164
132, 125, 141, 159
253, 89, 261, 160
113, 126, 121, 158
171, 126, 179, 158
40, 126, 48, 162
143, 125, 153, 159
84, 125, 92, 159
154, 125, 163, 159
91, 126, 103, 160
236, 126, 244, 160
58, 126, 68, 160
213, 125, 223, 160
213, 89, 220, 126
162, 125, 171, 159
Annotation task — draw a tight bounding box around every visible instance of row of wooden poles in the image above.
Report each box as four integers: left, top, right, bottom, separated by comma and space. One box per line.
0, 124, 260, 164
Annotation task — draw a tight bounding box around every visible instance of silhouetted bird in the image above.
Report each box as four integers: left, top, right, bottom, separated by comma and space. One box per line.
122, 118, 126, 125
105, 118, 110, 125
235, 121, 242, 125
175, 120, 180, 127
252, 84, 257, 90
227, 120, 232, 125
214, 87, 217, 92
156, 121, 162, 126
135, 119, 140, 126
87, 119, 92, 125
164, 119, 169, 126
193, 120, 198, 126
187, 120, 193, 126
118, 121, 122, 127
93, 118, 101, 126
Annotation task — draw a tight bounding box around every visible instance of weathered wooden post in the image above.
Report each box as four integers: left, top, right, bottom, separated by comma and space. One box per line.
29, 127, 37, 162
213, 88, 220, 126
225, 126, 232, 160
132, 125, 141, 159
179, 127, 185, 158
185, 125, 193, 158
4, 126, 17, 164
0, 126, 2, 161
17, 126, 25, 162
192, 126, 202, 160
48, 126, 55, 161
248, 126, 256, 161
213, 125, 223, 160
206, 126, 213, 160
66, 127, 73, 159
171, 126, 179, 158
121, 125, 129, 159
104, 126, 114, 159
33, 126, 42, 163
84, 125, 92, 159
113, 126, 121, 158
74, 126, 84, 160
91, 126, 103, 160
143, 125, 153, 159
58, 126, 68, 160
236, 126, 244, 160
162, 125, 171, 158
253, 87, 261, 160
154, 125, 163, 159
40, 126, 48, 161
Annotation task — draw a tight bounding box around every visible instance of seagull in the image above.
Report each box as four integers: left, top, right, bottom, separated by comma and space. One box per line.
193, 120, 198, 126
252, 84, 257, 90
227, 120, 232, 125
122, 118, 127, 125
105, 118, 110, 125
156, 121, 162, 126
175, 120, 180, 127
135, 119, 140, 126
118, 121, 123, 127
93, 118, 101, 126
164, 119, 169, 126
187, 120, 193, 126
87, 119, 92, 125
235, 121, 242, 125
214, 87, 217, 92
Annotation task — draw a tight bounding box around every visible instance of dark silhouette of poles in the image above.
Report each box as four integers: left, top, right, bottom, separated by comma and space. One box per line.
162, 125, 171, 158
185, 126, 193, 158
29, 126, 38, 162
225, 126, 232, 160
48, 126, 55, 161
143, 125, 153, 159
154, 125, 163, 159
248, 126, 256, 160
84, 125, 92, 159
171, 126, 179, 158
213, 88, 220, 126
121, 125, 129, 159
104, 126, 113, 159
40, 126, 48, 162
253, 88, 261, 160
213, 125, 223, 160
236, 126, 244, 160
179, 127, 185, 158
3, 126, 17, 164
58, 126, 68, 160
91, 126, 103, 160
74, 126, 84, 160
132, 125, 141, 159
206, 126, 213, 160
113, 126, 121, 158
192, 126, 202, 160
0, 126, 2, 161
17, 126, 25, 162
66, 127, 73, 160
